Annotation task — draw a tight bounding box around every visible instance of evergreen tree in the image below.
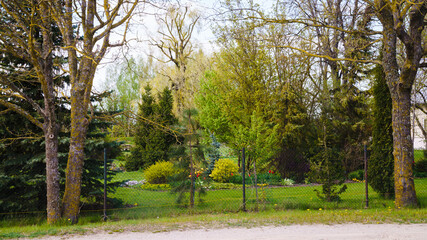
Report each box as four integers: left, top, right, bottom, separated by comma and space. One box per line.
0, 94, 123, 214
127, 85, 177, 170
368, 63, 394, 199
206, 134, 221, 175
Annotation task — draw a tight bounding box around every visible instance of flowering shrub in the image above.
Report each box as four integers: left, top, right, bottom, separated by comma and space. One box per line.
209, 158, 239, 183
144, 161, 176, 184
282, 178, 295, 186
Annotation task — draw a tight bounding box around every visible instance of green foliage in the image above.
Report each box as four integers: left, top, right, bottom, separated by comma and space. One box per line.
414, 159, 427, 178
255, 172, 282, 185
206, 134, 221, 175
309, 148, 347, 202
144, 161, 176, 184
168, 108, 207, 206
348, 169, 364, 181
368, 63, 394, 199
281, 178, 295, 186
102, 57, 154, 137
209, 158, 239, 183
127, 85, 177, 171
0, 103, 124, 213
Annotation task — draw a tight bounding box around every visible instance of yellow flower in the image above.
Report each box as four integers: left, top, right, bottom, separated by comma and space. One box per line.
319, 208, 322, 211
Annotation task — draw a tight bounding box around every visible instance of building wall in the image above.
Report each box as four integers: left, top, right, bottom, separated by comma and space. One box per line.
412, 108, 427, 150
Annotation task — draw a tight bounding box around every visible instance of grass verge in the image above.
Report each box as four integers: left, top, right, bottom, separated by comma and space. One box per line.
1, 208, 426, 239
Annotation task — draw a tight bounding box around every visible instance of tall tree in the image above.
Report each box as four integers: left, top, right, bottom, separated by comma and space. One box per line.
242, 0, 423, 207
371, 0, 426, 207
50, 0, 139, 222
151, 3, 200, 113
0, 0, 62, 223
369, 61, 394, 198
128, 85, 177, 170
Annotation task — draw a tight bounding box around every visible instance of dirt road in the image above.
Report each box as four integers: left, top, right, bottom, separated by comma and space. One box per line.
31, 223, 426, 240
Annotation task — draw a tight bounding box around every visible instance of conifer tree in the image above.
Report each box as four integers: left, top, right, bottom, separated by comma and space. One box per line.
127, 85, 177, 170
369, 63, 394, 199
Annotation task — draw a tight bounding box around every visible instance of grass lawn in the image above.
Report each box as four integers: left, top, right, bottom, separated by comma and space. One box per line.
113, 170, 145, 182
102, 178, 427, 221
414, 149, 425, 162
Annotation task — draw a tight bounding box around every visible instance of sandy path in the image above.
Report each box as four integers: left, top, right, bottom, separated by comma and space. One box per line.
31, 223, 427, 240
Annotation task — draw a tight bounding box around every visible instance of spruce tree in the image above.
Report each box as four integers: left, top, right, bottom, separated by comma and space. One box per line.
0, 94, 123, 213
368, 63, 394, 198
127, 85, 177, 170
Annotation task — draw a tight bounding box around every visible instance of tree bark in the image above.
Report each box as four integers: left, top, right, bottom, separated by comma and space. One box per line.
390, 88, 417, 207
39, 0, 61, 223
62, 89, 89, 223
376, 0, 424, 207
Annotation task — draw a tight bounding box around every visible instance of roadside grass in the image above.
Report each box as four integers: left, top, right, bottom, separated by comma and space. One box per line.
1, 208, 426, 239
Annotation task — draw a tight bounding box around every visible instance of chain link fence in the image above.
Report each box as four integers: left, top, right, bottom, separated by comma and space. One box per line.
1, 147, 426, 223
100, 148, 427, 221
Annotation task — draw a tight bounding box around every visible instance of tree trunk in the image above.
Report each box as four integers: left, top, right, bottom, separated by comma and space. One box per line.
44, 124, 60, 224
40, 1, 61, 223
390, 89, 418, 207
378, 1, 421, 207
62, 91, 89, 223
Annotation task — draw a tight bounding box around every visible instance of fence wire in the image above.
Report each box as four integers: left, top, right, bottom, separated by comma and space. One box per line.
1, 149, 426, 223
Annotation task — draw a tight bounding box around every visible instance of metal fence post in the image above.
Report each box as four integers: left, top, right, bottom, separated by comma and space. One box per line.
242, 147, 246, 212
364, 142, 369, 208
103, 147, 107, 221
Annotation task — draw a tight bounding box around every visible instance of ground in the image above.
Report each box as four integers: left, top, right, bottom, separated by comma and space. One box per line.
21, 224, 427, 240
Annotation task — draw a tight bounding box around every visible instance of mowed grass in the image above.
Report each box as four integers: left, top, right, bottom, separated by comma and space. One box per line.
105, 178, 427, 221
414, 149, 425, 162
113, 170, 145, 182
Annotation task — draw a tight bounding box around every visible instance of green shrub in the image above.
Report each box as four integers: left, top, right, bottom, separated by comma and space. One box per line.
309, 148, 347, 202
369, 63, 394, 199
209, 158, 239, 183
255, 172, 282, 185
144, 161, 176, 184
229, 174, 243, 184
414, 159, 427, 178
282, 178, 295, 186
348, 169, 364, 181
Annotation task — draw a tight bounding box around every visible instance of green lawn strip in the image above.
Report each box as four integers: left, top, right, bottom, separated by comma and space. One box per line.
414, 150, 424, 163
113, 170, 145, 182
1, 208, 426, 239
107, 179, 426, 218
